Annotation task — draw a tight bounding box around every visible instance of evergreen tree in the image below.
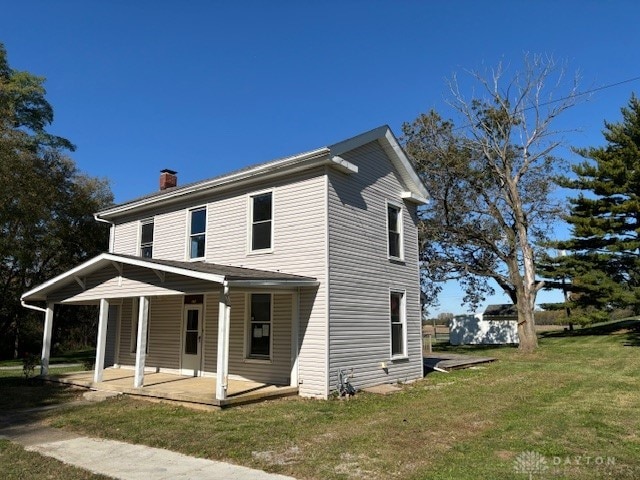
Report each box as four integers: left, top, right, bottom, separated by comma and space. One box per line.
547, 94, 640, 319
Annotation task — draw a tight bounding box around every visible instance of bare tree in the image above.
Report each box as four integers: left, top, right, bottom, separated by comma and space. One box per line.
403, 55, 579, 352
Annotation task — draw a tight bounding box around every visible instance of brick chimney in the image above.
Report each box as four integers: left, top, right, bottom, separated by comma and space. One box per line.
159, 169, 177, 190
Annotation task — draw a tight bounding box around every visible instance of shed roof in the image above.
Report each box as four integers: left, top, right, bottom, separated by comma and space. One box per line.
483, 304, 518, 318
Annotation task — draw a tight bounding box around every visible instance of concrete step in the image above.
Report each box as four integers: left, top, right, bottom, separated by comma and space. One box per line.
82, 390, 122, 402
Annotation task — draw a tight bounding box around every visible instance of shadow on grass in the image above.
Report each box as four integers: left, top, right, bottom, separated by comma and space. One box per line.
539, 318, 640, 346
430, 342, 516, 353
0, 375, 83, 412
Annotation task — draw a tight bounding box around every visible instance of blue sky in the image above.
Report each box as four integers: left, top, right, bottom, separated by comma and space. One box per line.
3, 1, 639, 315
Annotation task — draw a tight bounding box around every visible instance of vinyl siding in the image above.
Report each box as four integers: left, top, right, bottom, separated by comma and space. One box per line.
112, 222, 138, 255
327, 140, 423, 392
104, 304, 120, 368
116, 298, 134, 365
105, 169, 328, 397
153, 209, 187, 260
145, 296, 182, 369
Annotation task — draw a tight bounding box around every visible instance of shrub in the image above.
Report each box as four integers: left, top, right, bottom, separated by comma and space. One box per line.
22, 352, 39, 379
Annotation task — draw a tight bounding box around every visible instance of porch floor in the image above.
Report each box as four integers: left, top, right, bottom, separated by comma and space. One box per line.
43, 368, 298, 408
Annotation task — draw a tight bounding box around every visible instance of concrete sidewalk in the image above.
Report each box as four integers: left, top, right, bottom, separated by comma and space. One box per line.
0, 409, 295, 480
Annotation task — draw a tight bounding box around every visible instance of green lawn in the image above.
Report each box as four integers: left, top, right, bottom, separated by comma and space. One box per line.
0, 440, 110, 480
0, 366, 86, 410
11, 321, 640, 479
0, 348, 96, 368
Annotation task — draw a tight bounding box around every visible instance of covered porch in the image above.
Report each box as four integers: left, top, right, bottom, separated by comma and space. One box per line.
44, 368, 298, 408
21, 253, 318, 405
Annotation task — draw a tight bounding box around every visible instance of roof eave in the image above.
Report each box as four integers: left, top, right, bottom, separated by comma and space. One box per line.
97, 147, 332, 220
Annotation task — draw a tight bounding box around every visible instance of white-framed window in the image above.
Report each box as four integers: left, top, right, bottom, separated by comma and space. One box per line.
189, 207, 206, 259
387, 202, 403, 260
246, 293, 272, 359
140, 218, 154, 258
130, 298, 149, 354
390, 290, 407, 358
250, 191, 273, 252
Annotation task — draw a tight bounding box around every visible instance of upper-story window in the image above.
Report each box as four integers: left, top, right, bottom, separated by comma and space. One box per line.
189, 207, 206, 259
140, 219, 154, 258
387, 202, 403, 260
250, 192, 272, 251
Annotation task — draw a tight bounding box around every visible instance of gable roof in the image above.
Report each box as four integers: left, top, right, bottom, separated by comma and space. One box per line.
96, 126, 429, 220
21, 253, 318, 303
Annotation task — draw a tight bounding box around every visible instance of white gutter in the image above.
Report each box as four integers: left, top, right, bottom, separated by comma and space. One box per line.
21, 299, 47, 313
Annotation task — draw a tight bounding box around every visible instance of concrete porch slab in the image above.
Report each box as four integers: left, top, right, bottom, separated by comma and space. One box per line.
42, 368, 298, 408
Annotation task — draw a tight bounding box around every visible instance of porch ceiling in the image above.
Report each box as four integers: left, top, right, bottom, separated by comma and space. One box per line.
21, 252, 318, 305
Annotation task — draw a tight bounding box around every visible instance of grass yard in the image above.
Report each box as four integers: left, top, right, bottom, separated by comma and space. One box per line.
0, 440, 110, 480
0, 348, 96, 368
20, 321, 640, 479
0, 366, 86, 411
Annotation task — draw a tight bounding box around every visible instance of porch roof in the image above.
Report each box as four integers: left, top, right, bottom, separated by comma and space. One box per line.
21, 252, 318, 304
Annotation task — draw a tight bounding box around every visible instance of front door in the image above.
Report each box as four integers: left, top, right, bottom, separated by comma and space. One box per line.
181, 305, 202, 376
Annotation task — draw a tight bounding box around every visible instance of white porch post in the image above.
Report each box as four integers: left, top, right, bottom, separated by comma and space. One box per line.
215, 282, 230, 401
134, 296, 149, 388
40, 302, 54, 376
94, 298, 110, 383
290, 288, 300, 387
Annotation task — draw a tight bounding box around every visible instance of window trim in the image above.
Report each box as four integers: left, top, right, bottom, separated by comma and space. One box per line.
386, 200, 404, 261
187, 206, 207, 260
248, 190, 274, 254
389, 289, 408, 360
139, 218, 154, 259
244, 292, 273, 362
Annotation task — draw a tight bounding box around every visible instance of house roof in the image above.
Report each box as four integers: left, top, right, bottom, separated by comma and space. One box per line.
96, 125, 429, 220
21, 253, 318, 303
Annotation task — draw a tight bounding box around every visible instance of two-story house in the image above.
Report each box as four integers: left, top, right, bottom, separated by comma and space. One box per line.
21, 125, 429, 404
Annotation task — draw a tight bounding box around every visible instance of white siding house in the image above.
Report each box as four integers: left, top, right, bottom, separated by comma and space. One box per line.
22, 126, 428, 403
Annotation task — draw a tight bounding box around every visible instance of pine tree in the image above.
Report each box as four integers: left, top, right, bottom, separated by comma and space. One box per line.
549, 94, 640, 319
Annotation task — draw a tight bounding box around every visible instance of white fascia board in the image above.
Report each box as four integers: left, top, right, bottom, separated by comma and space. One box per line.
329, 156, 358, 174
329, 125, 430, 201
227, 279, 320, 288
97, 148, 331, 220
382, 129, 430, 201
401, 191, 429, 204
21, 254, 113, 302
328, 125, 389, 156
21, 253, 227, 302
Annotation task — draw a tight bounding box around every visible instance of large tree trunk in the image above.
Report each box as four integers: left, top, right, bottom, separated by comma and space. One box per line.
515, 279, 538, 352
516, 301, 538, 352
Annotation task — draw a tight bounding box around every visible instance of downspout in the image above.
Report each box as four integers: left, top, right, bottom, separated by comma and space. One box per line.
94, 213, 115, 252
21, 299, 47, 313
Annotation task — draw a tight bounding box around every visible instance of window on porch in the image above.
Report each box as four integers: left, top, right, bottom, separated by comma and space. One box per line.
247, 293, 271, 359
